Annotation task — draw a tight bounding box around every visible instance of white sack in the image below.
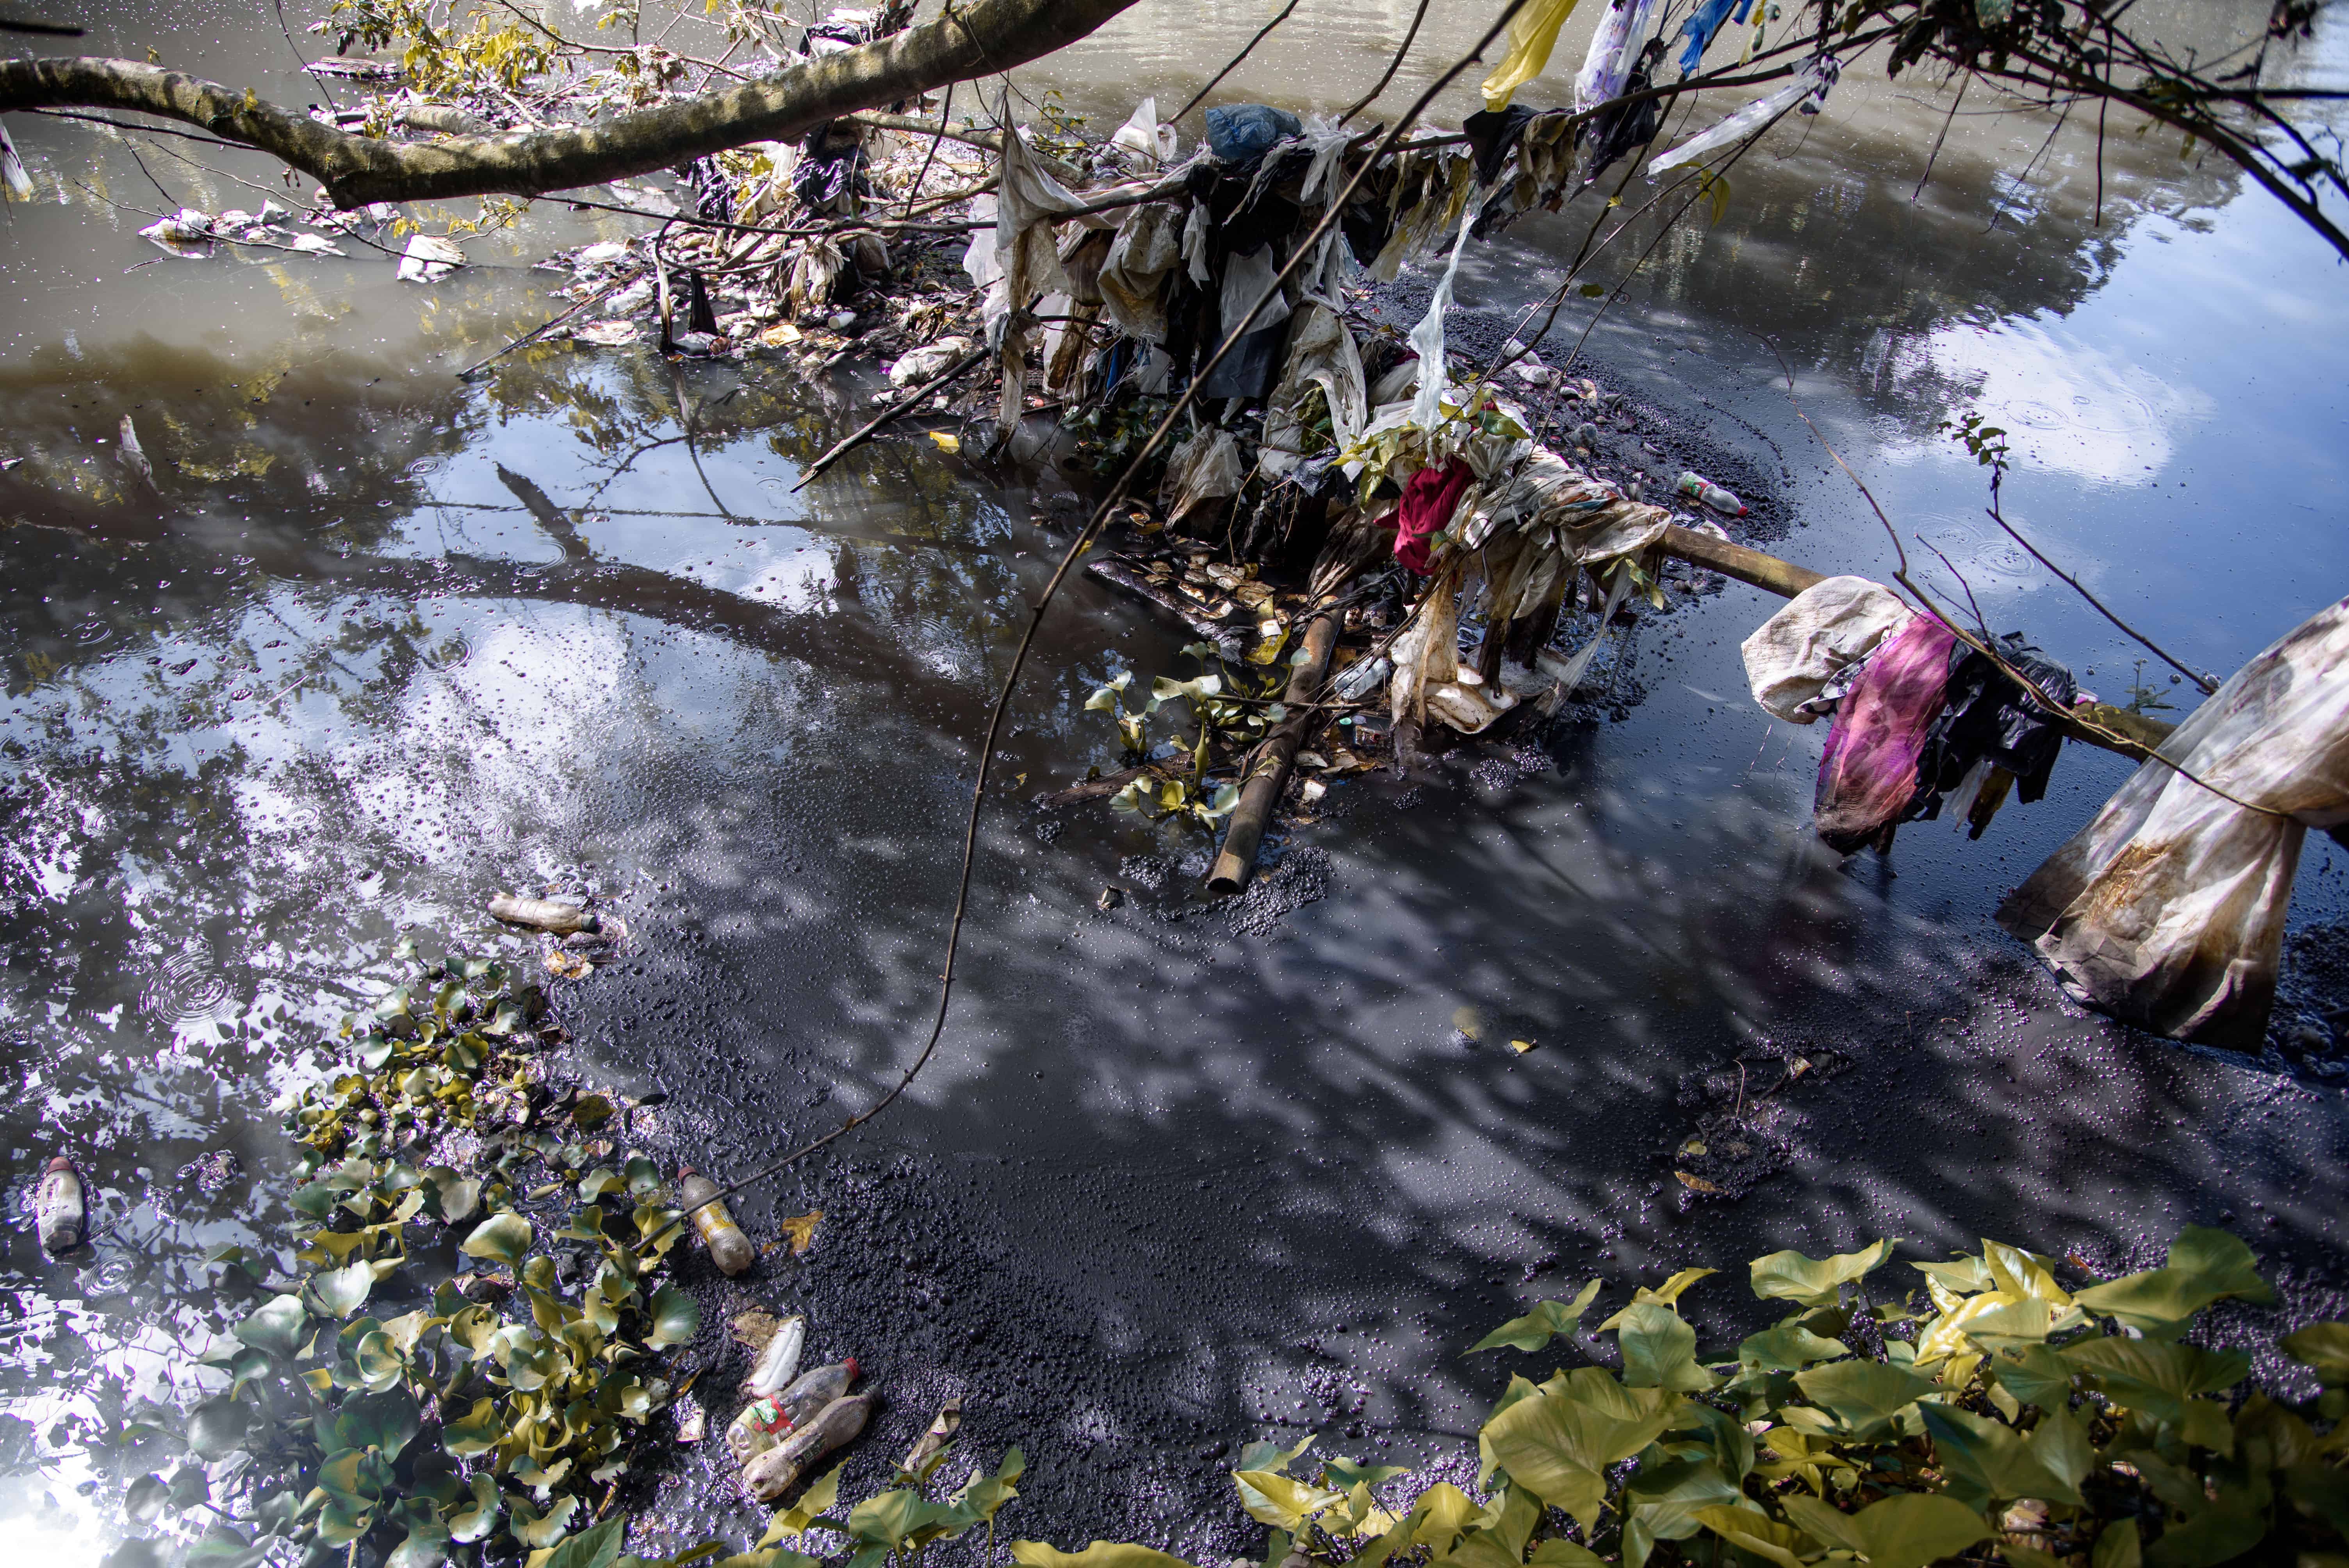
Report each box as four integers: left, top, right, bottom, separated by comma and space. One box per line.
1739, 574, 1916, 723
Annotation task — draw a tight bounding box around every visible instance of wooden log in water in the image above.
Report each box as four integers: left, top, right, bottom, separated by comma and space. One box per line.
1207, 612, 1341, 894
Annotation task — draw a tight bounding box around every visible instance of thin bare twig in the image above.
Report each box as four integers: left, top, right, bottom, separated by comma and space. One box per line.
1174, 0, 1308, 121
1339, 0, 1431, 124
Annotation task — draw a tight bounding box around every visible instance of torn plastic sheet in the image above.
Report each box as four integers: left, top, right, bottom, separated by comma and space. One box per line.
1258, 304, 1369, 481
1575, 0, 1661, 114
1647, 56, 1837, 179
1407, 196, 1480, 432
1160, 427, 1246, 524
1098, 201, 1185, 341
1998, 597, 2349, 1050
1481, 0, 1582, 112
1219, 244, 1294, 339
1536, 559, 1636, 697
1110, 96, 1180, 166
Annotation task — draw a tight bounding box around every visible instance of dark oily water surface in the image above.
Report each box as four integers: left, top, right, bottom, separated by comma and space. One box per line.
4, 0, 2348, 1559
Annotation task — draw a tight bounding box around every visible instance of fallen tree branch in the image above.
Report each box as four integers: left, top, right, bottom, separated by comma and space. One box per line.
1207, 611, 1340, 894
0, 0, 1140, 207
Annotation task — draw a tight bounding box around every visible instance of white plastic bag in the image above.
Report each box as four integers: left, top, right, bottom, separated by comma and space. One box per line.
1739, 575, 1916, 723
1998, 597, 2349, 1049
1647, 57, 1836, 179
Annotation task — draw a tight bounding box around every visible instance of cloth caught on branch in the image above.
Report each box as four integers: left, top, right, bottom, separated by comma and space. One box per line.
1463, 106, 1538, 187
1675, 0, 1754, 72
1481, 0, 1583, 112
1812, 612, 1958, 854
1393, 457, 1474, 575
1740, 575, 1916, 723
1906, 632, 2076, 827
1997, 598, 2349, 1051
1111, 97, 1180, 166
1576, 0, 1663, 113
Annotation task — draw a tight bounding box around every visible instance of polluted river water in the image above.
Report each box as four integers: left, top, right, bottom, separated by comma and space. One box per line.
3, 0, 2348, 1559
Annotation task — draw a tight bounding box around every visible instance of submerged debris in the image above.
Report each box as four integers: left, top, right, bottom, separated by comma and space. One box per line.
36, 1154, 85, 1254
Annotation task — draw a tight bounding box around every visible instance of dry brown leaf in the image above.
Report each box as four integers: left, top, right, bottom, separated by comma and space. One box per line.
777, 1210, 823, 1254
1675, 1171, 1722, 1194
545, 949, 592, 979
730, 1308, 782, 1351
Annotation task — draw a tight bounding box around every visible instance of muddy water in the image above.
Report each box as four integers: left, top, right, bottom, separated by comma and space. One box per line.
4, 0, 2348, 1559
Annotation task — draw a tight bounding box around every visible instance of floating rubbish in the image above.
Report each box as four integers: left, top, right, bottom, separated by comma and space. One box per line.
288, 233, 348, 257
825, 309, 859, 332
743, 1313, 806, 1398
575, 321, 641, 348
886, 335, 974, 387
725, 1358, 858, 1462
741, 1391, 874, 1502
37, 1155, 85, 1254
1675, 470, 1747, 517
395, 232, 465, 283
1332, 654, 1392, 702
900, 1396, 962, 1476
674, 1392, 707, 1444
1096, 886, 1124, 911
678, 1170, 755, 1275
118, 415, 156, 491
487, 893, 596, 935
138, 208, 216, 257
670, 331, 724, 356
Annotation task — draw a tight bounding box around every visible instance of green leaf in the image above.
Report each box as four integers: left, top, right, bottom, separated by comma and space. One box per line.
1232, 1470, 1345, 1531
1622, 1454, 1741, 1544
311, 1260, 379, 1319
234, 1295, 310, 1359
331, 1388, 421, 1459
1476, 1367, 1679, 1529
644, 1281, 700, 1350
1791, 1359, 1939, 1440
2281, 1321, 2349, 1386
624, 1156, 664, 1200
440, 1397, 500, 1457
759, 1461, 848, 1544
1469, 1279, 1603, 1354
2093, 1521, 2144, 1568
1749, 1239, 1896, 1309
461, 1212, 533, 1266
1987, 1342, 2077, 1411
447, 1475, 500, 1543
2142, 1487, 2264, 1568
184, 1529, 268, 1568
2072, 1226, 2271, 1338
1736, 1322, 1850, 1372
1781, 1492, 1991, 1568
1919, 1403, 2089, 1507
422, 1166, 481, 1224
572, 1094, 615, 1131
354, 1330, 405, 1390
1693, 1506, 1810, 1568
2063, 1338, 2249, 1428
1613, 1302, 1715, 1392
509, 1491, 579, 1549
545, 1517, 627, 1568
849, 1490, 950, 1549
125, 1473, 169, 1524
1010, 1545, 1196, 1568
387, 1521, 451, 1568
187, 1397, 254, 1460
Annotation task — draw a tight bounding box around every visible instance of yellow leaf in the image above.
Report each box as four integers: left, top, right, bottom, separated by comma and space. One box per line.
1675, 1171, 1721, 1194
545, 950, 592, 979
1508, 1039, 1536, 1055
1011, 1545, 1196, 1568
929, 432, 961, 453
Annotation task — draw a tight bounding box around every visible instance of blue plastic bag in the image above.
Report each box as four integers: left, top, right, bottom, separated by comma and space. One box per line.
1204, 104, 1303, 164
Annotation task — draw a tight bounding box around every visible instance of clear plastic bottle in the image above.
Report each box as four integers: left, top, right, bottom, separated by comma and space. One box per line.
677, 1171, 755, 1276
726, 1358, 859, 1462
37, 1155, 84, 1254
741, 1393, 875, 1501
1675, 471, 1747, 516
